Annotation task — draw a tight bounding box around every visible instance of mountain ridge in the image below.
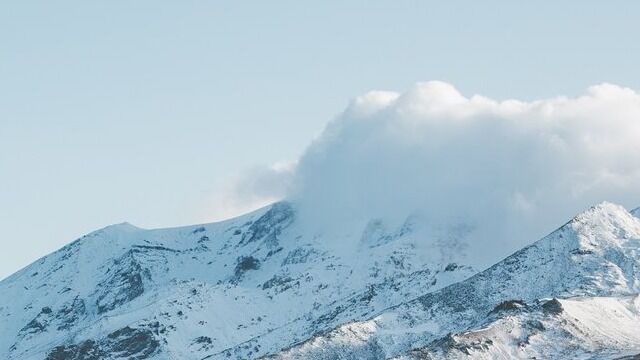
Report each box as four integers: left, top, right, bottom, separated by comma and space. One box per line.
1, 201, 639, 359
268, 202, 640, 359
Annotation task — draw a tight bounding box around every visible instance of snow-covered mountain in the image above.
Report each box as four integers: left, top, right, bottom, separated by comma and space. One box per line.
271, 202, 640, 359
1, 202, 639, 359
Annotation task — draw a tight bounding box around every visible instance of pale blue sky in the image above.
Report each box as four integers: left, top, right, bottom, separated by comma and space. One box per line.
1, 1, 639, 279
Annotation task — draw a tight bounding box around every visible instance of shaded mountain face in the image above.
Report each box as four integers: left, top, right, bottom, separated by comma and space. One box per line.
1, 202, 639, 359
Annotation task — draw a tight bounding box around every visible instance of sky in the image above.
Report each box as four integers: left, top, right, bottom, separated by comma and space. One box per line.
2, 1, 640, 279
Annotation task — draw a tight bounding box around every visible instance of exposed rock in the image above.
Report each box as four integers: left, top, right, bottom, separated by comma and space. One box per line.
45, 325, 160, 360
239, 202, 294, 247
95, 252, 150, 314
489, 299, 527, 314
541, 298, 563, 315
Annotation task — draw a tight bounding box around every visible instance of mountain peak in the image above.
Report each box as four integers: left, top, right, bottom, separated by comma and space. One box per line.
578, 201, 629, 217
566, 201, 640, 251
102, 221, 142, 232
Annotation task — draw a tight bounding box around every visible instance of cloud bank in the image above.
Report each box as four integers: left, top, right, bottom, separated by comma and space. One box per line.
225, 82, 640, 265
206, 161, 295, 221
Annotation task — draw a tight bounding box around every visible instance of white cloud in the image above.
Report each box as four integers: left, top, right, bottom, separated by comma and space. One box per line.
206, 161, 295, 221
215, 81, 640, 266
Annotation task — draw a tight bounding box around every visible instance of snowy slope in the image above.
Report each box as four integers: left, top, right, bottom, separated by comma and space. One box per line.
269, 202, 640, 359
0, 202, 475, 360
1, 202, 639, 359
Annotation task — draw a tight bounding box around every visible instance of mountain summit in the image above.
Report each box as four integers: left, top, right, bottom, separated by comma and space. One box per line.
1, 202, 639, 359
